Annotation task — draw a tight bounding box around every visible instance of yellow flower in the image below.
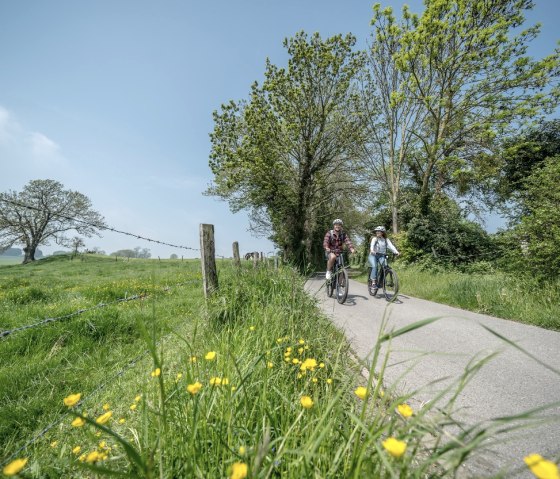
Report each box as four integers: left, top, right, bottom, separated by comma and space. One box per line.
210, 377, 222, 386
63, 393, 82, 407
297, 373, 303, 379
286, 347, 292, 353
231, 386, 237, 392
130, 404, 137, 411
71, 417, 86, 427
326, 378, 333, 384
382, 437, 407, 458
96, 411, 113, 425
298, 339, 305, 345
205, 351, 217, 361
187, 382, 203, 395
276, 338, 283, 344
354, 386, 368, 400
176, 373, 183, 381
151, 368, 161, 377
230, 462, 248, 479
118, 418, 126, 424
99, 441, 107, 449
239, 446, 246, 456
3, 458, 28, 476
50, 441, 58, 448
300, 358, 318, 372
102, 403, 110, 411
85, 450, 101, 463
292, 358, 299, 365
249, 326, 255, 331
134, 395, 142, 402
267, 362, 273, 368
312, 378, 318, 383
319, 362, 325, 368
189, 356, 197, 363
222, 378, 230, 385
524, 454, 560, 479
284, 357, 290, 363
397, 403, 413, 418
298, 347, 304, 354
300, 396, 314, 409
72, 446, 81, 455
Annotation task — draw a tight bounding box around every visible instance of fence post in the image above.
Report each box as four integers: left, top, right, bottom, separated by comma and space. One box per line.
253, 251, 258, 268
274, 254, 278, 270
200, 224, 218, 298
232, 241, 240, 267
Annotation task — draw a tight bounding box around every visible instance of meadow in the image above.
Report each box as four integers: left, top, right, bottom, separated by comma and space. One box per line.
0, 256, 556, 478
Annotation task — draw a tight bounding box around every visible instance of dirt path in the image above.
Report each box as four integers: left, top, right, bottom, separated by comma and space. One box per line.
305, 274, 560, 478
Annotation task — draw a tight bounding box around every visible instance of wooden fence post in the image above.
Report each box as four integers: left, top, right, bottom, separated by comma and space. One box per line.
253, 251, 258, 268
200, 224, 218, 298
232, 241, 240, 267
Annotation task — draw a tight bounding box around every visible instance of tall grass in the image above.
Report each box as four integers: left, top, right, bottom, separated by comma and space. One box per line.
355, 264, 560, 330
1, 258, 558, 478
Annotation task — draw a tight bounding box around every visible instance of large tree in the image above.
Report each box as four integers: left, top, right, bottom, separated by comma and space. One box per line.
0, 179, 107, 263
394, 0, 560, 214
208, 32, 365, 267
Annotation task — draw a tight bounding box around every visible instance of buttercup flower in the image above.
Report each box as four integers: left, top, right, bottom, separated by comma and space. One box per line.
524, 454, 560, 479
397, 403, 413, 418
96, 411, 113, 425
319, 362, 325, 368
63, 393, 82, 407
189, 356, 197, 363
354, 386, 368, 400
187, 382, 203, 395
71, 417, 86, 427
299, 339, 305, 345
72, 446, 81, 454
249, 326, 255, 331
239, 446, 246, 456
230, 462, 248, 479
176, 373, 183, 381
382, 437, 407, 458
292, 358, 299, 365
85, 450, 101, 463
134, 395, 142, 403
50, 441, 58, 448
210, 377, 222, 386
205, 351, 217, 361
300, 396, 314, 409
130, 404, 137, 411
3, 458, 28, 476
151, 368, 161, 377
119, 418, 126, 424
300, 358, 318, 372
298, 347, 304, 354
267, 362, 274, 368
102, 403, 110, 411
326, 378, 333, 384
312, 378, 318, 383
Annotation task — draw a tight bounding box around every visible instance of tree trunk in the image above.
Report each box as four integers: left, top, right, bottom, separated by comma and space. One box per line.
22, 245, 36, 264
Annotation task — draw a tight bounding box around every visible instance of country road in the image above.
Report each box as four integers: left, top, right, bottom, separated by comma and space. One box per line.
305, 274, 560, 478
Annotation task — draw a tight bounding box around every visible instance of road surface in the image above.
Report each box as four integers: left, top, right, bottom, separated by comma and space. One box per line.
305, 274, 560, 478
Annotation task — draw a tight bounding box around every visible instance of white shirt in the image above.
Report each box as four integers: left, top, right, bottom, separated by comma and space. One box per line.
370, 236, 399, 255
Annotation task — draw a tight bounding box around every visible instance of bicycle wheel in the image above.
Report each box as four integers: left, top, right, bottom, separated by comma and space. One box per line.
336, 267, 349, 304
367, 267, 377, 296
326, 273, 334, 297
383, 268, 399, 302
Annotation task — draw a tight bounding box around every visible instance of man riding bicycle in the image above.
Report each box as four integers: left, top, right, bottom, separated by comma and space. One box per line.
324, 219, 355, 280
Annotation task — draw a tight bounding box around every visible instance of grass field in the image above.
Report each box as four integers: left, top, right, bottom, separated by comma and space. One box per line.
354, 263, 560, 331
1, 255, 556, 478
0, 256, 23, 265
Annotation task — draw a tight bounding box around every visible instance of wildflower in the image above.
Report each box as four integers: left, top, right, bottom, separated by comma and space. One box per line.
319, 362, 325, 368
297, 373, 303, 379
299, 339, 305, 345
210, 377, 222, 386
63, 393, 82, 407
300, 396, 314, 409
524, 454, 560, 479
71, 417, 86, 427
286, 347, 292, 353
50, 441, 58, 448
292, 358, 299, 365
189, 356, 197, 363
99, 441, 107, 449
397, 403, 413, 418
96, 411, 113, 425
85, 450, 102, 463
239, 446, 246, 456
312, 378, 318, 383
300, 358, 318, 372
230, 462, 248, 479
298, 347, 304, 354
176, 373, 183, 382
187, 382, 202, 395
205, 351, 216, 361
222, 378, 230, 385
95, 431, 102, 437
354, 387, 368, 400
3, 458, 28, 476
326, 378, 333, 384
130, 404, 137, 411
249, 326, 255, 331
382, 437, 407, 458
231, 386, 237, 392
276, 338, 283, 344
72, 446, 81, 455
134, 395, 142, 402
151, 368, 161, 377
284, 357, 290, 363
267, 362, 273, 368
102, 403, 110, 411
118, 418, 126, 424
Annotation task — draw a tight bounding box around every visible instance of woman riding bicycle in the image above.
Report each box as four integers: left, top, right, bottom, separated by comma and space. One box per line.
324, 219, 355, 280
368, 226, 399, 287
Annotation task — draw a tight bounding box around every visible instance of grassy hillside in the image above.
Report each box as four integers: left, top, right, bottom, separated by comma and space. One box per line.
1, 256, 554, 478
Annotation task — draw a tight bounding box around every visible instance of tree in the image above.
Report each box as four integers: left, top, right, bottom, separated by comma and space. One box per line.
0, 180, 107, 263
70, 236, 85, 256
0, 247, 22, 257
208, 32, 365, 267
357, 5, 425, 233
170, 253, 178, 260
394, 0, 559, 214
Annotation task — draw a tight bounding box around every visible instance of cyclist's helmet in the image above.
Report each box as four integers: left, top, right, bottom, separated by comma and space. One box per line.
333, 219, 343, 226
374, 226, 386, 232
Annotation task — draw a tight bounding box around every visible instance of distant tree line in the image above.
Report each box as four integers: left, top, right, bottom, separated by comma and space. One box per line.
110, 247, 151, 259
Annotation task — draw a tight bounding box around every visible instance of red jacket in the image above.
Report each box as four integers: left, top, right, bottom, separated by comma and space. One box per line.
323, 229, 354, 254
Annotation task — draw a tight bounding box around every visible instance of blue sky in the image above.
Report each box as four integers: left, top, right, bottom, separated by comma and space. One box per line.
1, 0, 558, 258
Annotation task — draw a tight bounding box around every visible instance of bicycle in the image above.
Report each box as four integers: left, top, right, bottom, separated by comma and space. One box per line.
367, 253, 399, 302
326, 252, 349, 304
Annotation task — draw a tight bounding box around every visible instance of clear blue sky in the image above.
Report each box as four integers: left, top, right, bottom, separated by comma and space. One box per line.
1, 0, 558, 258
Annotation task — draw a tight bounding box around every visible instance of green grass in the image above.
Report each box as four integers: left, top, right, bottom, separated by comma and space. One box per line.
354, 263, 560, 331
1, 256, 557, 478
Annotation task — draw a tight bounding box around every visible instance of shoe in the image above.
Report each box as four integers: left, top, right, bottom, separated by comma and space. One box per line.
326, 271, 332, 280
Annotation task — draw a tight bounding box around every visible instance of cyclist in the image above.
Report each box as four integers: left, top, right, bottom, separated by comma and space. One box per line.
324, 219, 355, 280
369, 226, 399, 287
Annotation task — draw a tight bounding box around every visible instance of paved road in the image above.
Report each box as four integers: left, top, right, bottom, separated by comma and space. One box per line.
305, 274, 560, 478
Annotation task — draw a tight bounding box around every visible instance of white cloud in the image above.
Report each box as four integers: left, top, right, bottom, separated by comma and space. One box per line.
29, 132, 60, 158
